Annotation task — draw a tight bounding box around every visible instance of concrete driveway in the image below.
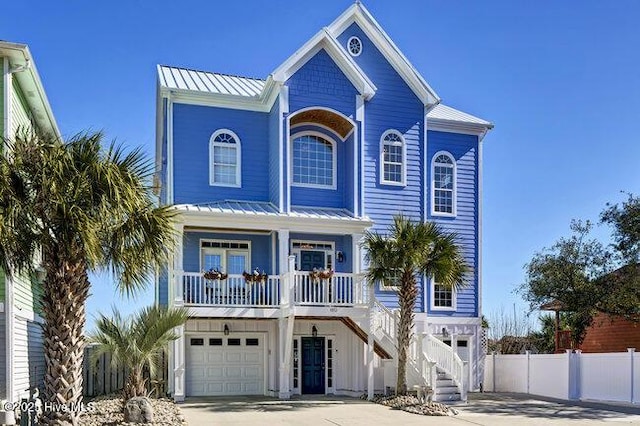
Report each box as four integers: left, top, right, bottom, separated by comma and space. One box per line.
179, 393, 640, 425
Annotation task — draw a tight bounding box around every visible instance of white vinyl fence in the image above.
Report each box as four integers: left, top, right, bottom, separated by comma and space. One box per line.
484, 349, 639, 404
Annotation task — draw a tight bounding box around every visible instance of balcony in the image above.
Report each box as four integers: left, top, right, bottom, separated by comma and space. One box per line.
174, 271, 367, 315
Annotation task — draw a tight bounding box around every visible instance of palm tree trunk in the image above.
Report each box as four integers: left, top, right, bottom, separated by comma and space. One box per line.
396, 272, 418, 395
39, 251, 89, 426
124, 367, 147, 401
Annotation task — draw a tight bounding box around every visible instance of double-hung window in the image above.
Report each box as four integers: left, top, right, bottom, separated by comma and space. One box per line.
432, 281, 455, 310
210, 129, 241, 187
380, 130, 405, 186
292, 133, 336, 188
431, 152, 456, 216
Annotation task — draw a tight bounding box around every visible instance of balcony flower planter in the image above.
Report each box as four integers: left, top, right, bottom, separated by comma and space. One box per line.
203, 269, 228, 281
309, 269, 334, 283
243, 270, 268, 284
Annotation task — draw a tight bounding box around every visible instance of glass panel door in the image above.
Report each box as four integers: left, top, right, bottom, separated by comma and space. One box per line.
202, 250, 222, 270
227, 251, 248, 274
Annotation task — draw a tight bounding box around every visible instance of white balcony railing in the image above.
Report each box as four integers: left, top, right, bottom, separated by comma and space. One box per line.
175, 271, 365, 309
180, 273, 281, 308
292, 272, 363, 306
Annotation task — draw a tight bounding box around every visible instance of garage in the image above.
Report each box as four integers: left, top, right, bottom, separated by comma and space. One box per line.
185, 334, 265, 396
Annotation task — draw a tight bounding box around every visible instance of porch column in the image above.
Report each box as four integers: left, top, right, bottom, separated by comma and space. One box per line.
173, 324, 186, 402
172, 223, 184, 305
278, 229, 290, 274
352, 233, 364, 303
278, 316, 294, 399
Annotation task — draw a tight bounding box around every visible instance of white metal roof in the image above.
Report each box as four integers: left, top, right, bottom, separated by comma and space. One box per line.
158, 65, 265, 98
427, 104, 492, 127
175, 200, 362, 221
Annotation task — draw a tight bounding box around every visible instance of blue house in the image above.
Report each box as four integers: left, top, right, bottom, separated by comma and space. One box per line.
156, 3, 492, 401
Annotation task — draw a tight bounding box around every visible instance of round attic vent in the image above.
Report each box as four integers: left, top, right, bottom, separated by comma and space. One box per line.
347, 36, 362, 56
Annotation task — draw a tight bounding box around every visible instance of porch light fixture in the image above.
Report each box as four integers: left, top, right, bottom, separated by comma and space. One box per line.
224, 324, 230, 336
336, 251, 345, 263
312, 325, 318, 338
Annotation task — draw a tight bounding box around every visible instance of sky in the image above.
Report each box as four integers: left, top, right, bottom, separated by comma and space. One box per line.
3, 1, 640, 331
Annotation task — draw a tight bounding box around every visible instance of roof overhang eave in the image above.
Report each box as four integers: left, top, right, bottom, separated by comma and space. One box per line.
159, 85, 278, 112
427, 117, 494, 140
0, 42, 60, 137
175, 207, 374, 234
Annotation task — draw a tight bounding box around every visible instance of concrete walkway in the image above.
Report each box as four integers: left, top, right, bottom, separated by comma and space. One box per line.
178, 393, 640, 425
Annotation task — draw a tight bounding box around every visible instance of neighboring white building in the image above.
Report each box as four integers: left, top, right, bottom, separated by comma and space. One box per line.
0, 41, 60, 403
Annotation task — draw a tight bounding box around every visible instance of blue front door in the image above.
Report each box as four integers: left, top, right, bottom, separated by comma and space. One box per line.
301, 337, 325, 394
300, 250, 325, 271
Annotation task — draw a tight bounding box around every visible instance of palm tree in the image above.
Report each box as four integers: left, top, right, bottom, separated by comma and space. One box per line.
89, 305, 189, 401
362, 215, 467, 395
0, 130, 175, 425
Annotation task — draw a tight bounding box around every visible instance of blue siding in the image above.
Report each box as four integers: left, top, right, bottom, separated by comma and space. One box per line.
160, 98, 168, 204
287, 49, 357, 119
183, 231, 274, 274
426, 131, 478, 317
290, 124, 351, 209
337, 23, 424, 310
268, 97, 281, 208
158, 266, 168, 307
172, 104, 269, 204
289, 233, 352, 273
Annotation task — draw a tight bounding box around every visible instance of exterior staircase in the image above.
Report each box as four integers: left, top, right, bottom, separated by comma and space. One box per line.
434, 368, 461, 401
351, 297, 467, 402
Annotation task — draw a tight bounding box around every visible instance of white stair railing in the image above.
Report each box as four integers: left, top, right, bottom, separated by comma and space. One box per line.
372, 299, 397, 349
425, 334, 466, 401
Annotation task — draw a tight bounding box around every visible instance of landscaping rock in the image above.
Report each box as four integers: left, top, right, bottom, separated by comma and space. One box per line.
78, 395, 187, 426
124, 397, 154, 423
363, 393, 457, 416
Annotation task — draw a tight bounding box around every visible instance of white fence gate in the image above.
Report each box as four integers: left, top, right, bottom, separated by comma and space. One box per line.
484, 349, 639, 404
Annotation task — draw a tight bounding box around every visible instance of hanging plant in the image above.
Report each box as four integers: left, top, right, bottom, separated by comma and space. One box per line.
309, 268, 334, 282
243, 268, 268, 283
203, 268, 228, 280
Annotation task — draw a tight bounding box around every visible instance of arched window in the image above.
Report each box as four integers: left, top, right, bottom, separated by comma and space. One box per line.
380, 130, 405, 186
431, 151, 456, 215
209, 129, 241, 187
291, 133, 336, 188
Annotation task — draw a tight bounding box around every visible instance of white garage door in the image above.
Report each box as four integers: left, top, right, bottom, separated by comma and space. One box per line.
186, 334, 265, 396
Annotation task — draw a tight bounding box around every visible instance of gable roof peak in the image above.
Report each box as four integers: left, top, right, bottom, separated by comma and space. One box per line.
328, 2, 440, 105
270, 28, 377, 100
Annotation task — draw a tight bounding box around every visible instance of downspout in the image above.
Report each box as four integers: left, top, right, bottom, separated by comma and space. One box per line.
3, 55, 15, 402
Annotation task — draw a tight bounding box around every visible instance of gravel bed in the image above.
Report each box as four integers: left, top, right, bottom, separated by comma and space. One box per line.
78, 395, 187, 425
363, 394, 458, 416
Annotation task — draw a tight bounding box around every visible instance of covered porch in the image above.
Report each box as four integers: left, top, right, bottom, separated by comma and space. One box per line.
169, 200, 373, 315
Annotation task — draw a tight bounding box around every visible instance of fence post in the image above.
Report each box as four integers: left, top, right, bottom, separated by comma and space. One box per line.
492, 352, 496, 392
567, 349, 581, 400
629, 348, 635, 403
525, 350, 531, 395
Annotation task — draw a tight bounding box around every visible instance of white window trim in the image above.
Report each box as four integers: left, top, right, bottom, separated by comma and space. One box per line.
379, 129, 406, 187
430, 150, 457, 217
347, 36, 362, 57
430, 279, 457, 311
209, 129, 242, 188
379, 268, 402, 291
290, 240, 335, 271
290, 131, 337, 190
199, 239, 251, 273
